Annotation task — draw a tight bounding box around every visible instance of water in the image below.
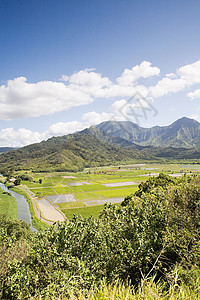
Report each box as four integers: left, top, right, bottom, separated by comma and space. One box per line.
179, 165, 200, 169
0, 182, 37, 231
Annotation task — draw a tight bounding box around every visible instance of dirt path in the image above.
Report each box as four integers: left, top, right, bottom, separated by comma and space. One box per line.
18, 186, 65, 225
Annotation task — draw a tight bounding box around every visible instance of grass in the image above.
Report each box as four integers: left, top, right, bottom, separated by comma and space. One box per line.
75, 192, 105, 201
94, 187, 138, 198
0, 187, 17, 219
53, 185, 73, 194
58, 200, 86, 209
63, 205, 105, 219
27, 274, 200, 299
66, 278, 200, 300
29, 187, 56, 196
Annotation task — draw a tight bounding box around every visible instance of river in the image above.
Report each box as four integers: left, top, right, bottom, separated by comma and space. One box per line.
0, 182, 37, 231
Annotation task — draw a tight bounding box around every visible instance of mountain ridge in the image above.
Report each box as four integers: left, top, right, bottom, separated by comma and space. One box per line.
96, 117, 200, 148
0, 117, 200, 172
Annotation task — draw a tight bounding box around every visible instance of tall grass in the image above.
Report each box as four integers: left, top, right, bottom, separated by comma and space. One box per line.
31, 277, 200, 299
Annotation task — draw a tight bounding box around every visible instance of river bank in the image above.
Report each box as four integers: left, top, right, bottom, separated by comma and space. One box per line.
0, 183, 37, 231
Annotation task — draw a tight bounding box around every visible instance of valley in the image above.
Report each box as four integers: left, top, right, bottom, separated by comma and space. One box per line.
2, 162, 200, 225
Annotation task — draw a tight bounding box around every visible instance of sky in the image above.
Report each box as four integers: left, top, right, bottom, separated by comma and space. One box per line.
1, 0, 200, 147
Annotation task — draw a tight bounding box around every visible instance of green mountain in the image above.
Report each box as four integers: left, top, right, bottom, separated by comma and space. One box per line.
1, 117, 200, 173
0, 133, 150, 172
97, 117, 200, 148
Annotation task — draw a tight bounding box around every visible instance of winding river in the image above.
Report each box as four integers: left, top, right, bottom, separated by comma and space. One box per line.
0, 182, 37, 231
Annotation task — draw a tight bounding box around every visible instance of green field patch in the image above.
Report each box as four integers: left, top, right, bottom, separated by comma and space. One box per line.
22, 181, 52, 188
97, 178, 139, 183
63, 205, 105, 219
94, 186, 138, 198
69, 183, 105, 192
53, 185, 72, 194
30, 187, 56, 196
75, 192, 105, 201
58, 200, 86, 209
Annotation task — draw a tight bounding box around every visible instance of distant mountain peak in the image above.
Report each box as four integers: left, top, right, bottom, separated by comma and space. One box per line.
171, 116, 199, 126
95, 117, 200, 148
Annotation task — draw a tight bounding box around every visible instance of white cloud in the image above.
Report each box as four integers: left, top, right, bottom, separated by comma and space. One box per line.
0, 128, 45, 147
59, 74, 69, 82
150, 77, 187, 98
117, 61, 160, 86
166, 73, 177, 78
150, 59, 200, 98
178, 60, 200, 85
187, 89, 200, 99
0, 77, 92, 120
0, 63, 157, 121
83, 111, 114, 124
68, 68, 111, 87
47, 121, 88, 136
0, 121, 90, 147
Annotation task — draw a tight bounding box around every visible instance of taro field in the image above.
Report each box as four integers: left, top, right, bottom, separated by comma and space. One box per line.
19, 163, 200, 219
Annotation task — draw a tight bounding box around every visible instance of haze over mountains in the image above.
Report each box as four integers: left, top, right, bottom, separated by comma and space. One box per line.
0, 117, 200, 172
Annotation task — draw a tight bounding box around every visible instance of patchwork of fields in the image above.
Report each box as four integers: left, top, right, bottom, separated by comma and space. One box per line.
17, 163, 200, 220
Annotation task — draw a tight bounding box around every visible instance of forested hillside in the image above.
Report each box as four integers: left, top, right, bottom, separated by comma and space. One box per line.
0, 133, 150, 172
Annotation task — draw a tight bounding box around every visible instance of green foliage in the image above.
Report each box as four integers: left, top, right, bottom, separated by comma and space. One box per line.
14, 178, 21, 186
19, 174, 33, 181
0, 214, 32, 245
1, 174, 200, 298
135, 173, 176, 197
63, 205, 105, 219
0, 133, 145, 173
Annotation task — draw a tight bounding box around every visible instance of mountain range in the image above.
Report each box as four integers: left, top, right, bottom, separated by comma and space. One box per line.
0, 117, 200, 172
95, 117, 200, 148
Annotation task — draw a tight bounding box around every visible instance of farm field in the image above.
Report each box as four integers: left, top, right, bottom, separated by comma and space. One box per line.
14, 162, 200, 219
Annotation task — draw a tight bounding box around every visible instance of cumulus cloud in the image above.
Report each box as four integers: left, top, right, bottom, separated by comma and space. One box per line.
150, 77, 187, 98
116, 61, 160, 86
187, 89, 200, 99
0, 128, 45, 147
47, 121, 89, 136
0, 121, 90, 147
0, 62, 159, 121
0, 77, 92, 120
150, 60, 200, 98
83, 111, 114, 124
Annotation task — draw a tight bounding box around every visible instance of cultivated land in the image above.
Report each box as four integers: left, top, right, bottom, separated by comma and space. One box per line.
3, 162, 200, 222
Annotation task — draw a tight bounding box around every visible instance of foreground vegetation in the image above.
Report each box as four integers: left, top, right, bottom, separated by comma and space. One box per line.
0, 173, 200, 299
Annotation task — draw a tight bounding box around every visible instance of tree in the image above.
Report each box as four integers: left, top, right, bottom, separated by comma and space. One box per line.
14, 178, 21, 186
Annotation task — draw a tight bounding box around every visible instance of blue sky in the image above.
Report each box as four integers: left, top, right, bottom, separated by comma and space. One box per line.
1, 0, 200, 146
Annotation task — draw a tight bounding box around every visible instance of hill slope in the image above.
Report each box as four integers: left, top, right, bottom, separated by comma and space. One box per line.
0, 133, 150, 172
